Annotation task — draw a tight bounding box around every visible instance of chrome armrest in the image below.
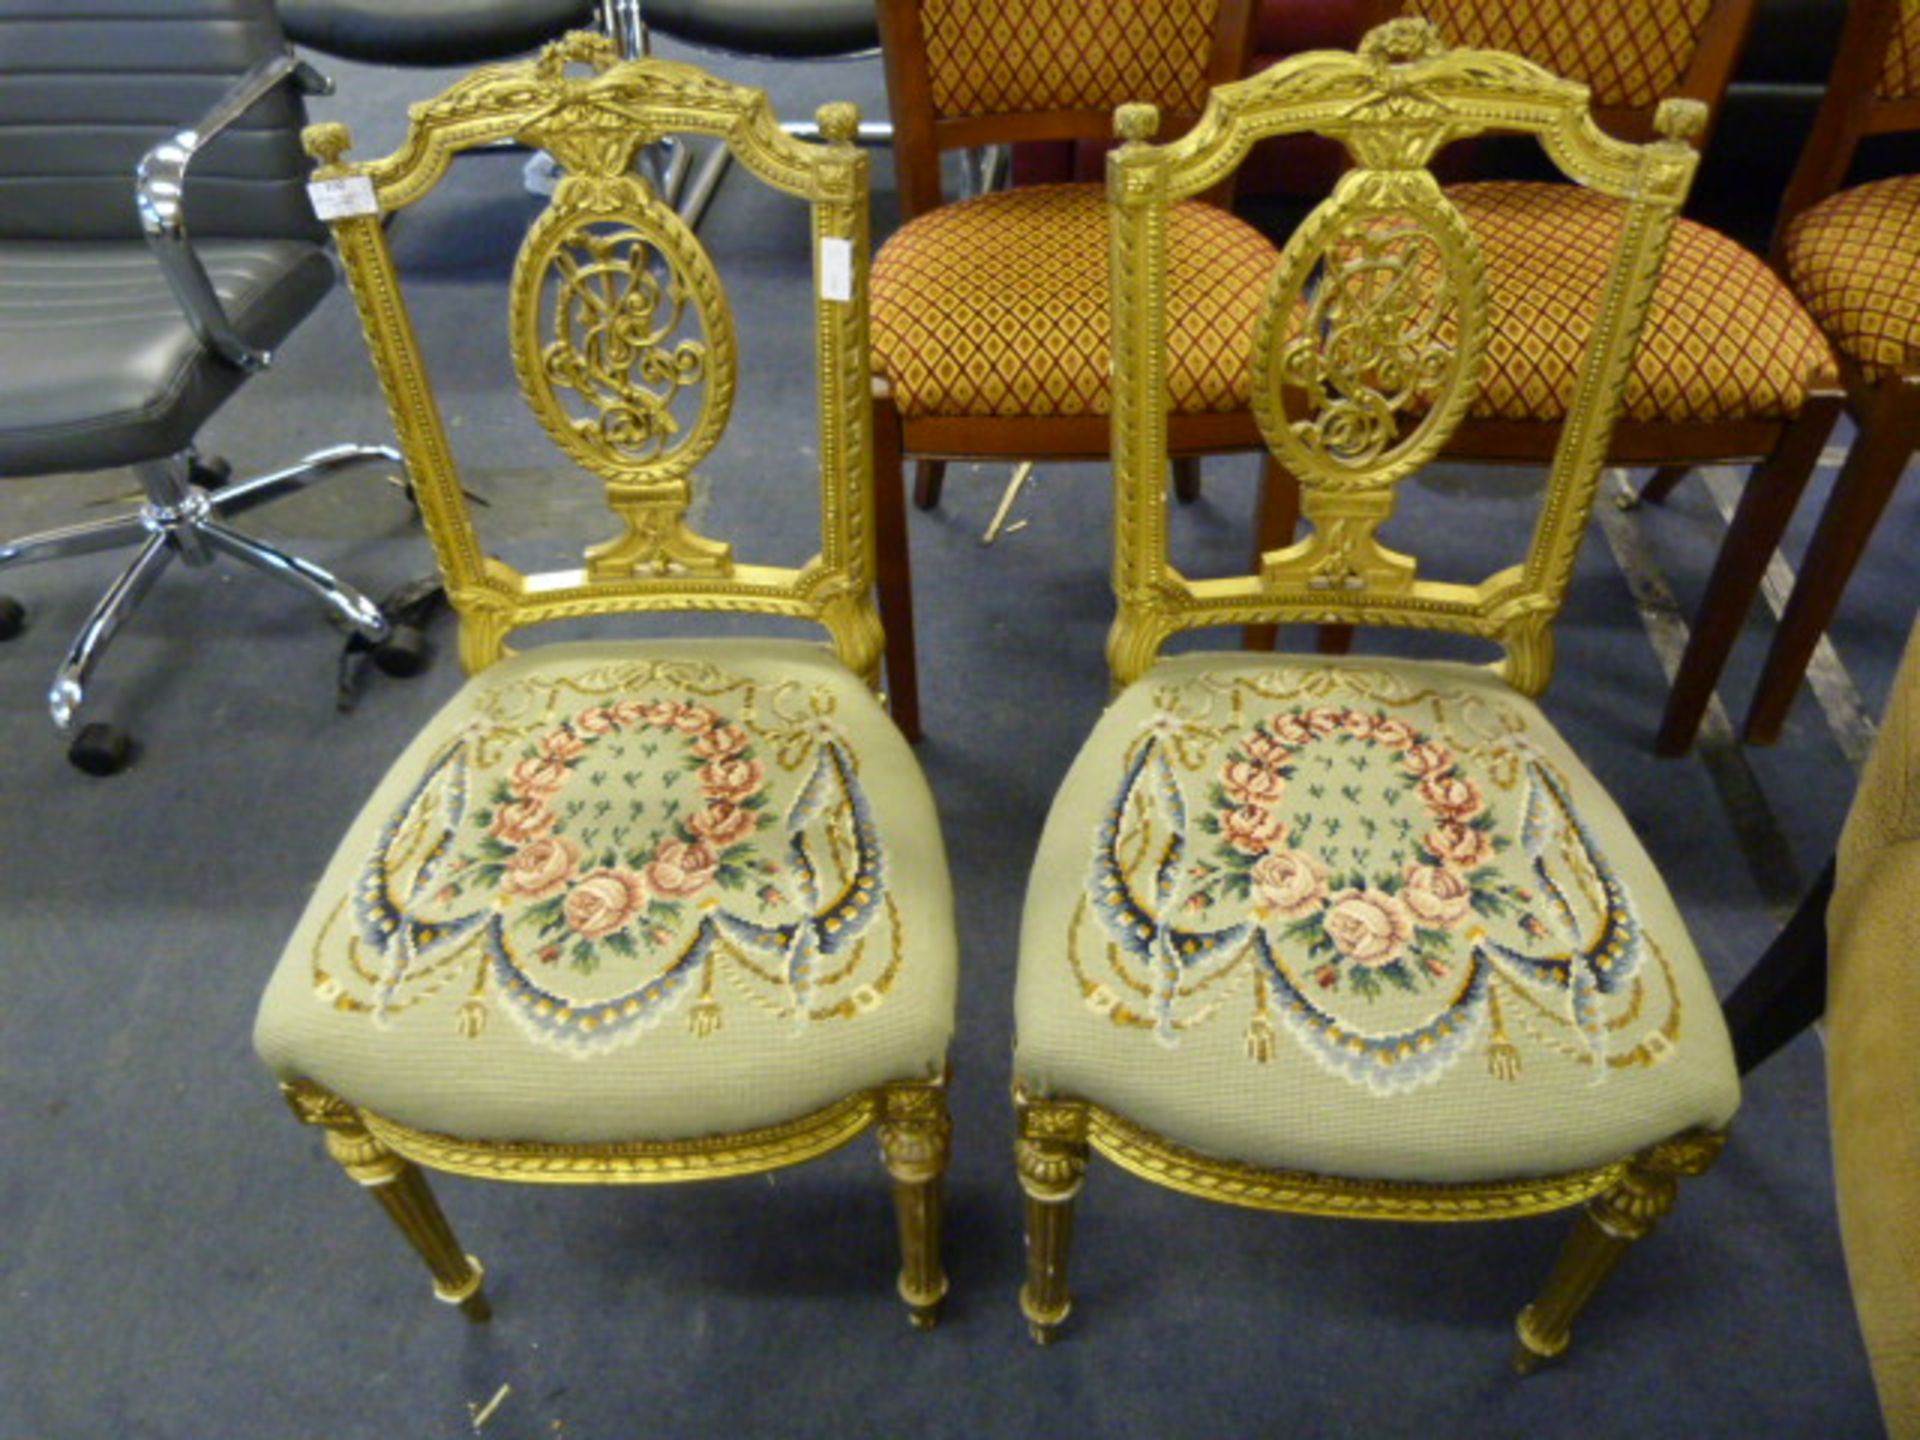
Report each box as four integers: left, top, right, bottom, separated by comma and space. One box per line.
135, 50, 332, 373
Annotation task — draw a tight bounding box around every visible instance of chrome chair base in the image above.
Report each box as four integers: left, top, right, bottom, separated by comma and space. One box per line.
0, 443, 399, 740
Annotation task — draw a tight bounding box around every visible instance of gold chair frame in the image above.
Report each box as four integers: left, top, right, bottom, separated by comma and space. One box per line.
1017, 21, 1729, 1370
280, 34, 949, 1327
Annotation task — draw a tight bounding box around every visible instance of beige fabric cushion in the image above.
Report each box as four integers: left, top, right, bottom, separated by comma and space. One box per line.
1830, 620, 1920, 1439
1015, 654, 1739, 1184
256, 639, 956, 1145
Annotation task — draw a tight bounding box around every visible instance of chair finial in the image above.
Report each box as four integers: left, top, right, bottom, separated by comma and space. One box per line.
303, 122, 353, 168
817, 101, 860, 146
1654, 98, 1709, 145
1360, 18, 1446, 65
1115, 103, 1160, 145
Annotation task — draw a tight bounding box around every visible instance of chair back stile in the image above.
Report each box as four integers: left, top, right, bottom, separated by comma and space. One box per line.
1772, 0, 1920, 255
302, 34, 882, 682
1106, 21, 1704, 695
876, 0, 1259, 218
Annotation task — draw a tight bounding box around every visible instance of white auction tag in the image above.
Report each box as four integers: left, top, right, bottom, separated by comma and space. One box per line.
818, 236, 853, 302
306, 175, 379, 221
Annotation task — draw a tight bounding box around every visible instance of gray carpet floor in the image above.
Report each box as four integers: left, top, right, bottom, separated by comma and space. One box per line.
2, 39, 1912, 1440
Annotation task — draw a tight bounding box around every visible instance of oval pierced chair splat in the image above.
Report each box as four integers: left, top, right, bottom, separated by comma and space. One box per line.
1011, 22, 1739, 1370
252, 37, 958, 1329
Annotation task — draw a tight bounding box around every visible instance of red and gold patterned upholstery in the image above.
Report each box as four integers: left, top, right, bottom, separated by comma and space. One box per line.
1450, 182, 1836, 423
921, 0, 1221, 119
1404, 0, 1712, 110
871, 183, 1278, 420
1877, 0, 1920, 99
1784, 174, 1920, 384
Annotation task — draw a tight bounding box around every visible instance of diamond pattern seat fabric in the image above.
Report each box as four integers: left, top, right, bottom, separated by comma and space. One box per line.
1015, 654, 1739, 1184
1450, 181, 1837, 425
870, 183, 1278, 420
1782, 174, 1920, 385
919, 0, 1218, 118
0, 240, 333, 474
257, 640, 957, 1145
1403, 0, 1714, 111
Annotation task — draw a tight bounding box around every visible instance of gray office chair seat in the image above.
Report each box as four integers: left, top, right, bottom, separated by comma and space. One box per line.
0, 240, 332, 474
277, 0, 593, 66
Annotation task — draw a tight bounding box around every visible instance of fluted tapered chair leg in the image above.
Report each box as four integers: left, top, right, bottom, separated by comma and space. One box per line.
1513, 1130, 1727, 1373
283, 1082, 491, 1322
1016, 1096, 1088, 1345
878, 1082, 952, 1329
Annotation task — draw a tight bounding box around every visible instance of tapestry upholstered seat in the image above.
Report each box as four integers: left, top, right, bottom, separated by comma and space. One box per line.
1012, 22, 1740, 1371
871, 183, 1276, 421
258, 640, 953, 1147
1017, 653, 1735, 1185
252, 37, 957, 1329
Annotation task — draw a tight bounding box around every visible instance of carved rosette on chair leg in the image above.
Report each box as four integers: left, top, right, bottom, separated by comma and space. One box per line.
1512, 1129, 1726, 1373
1015, 1094, 1089, 1345
283, 1081, 492, 1322
878, 1082, 953, 1329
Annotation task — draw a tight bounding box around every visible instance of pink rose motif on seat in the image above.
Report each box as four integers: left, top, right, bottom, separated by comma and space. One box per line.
1221, 803, 1287, 854
1418, 774, 1484, 823
503, 834, 581, 901
1322, 888, 1415, 968
492, 797, 557, 845
575, 705, 618, 735
564, 868, 648, 939
646, 839, 719, 899
1401, 863, 1474, 927
1185, 703, 1535, 1002
455, 690, 782, 974
1425, 820, 1493, 869
701, 756, 765, 802
689, 800, 757, 847
510, 755, 572, 799
1222, 758, 1287, 806
693, 723, 751, 760
1250, 849, 1326, 919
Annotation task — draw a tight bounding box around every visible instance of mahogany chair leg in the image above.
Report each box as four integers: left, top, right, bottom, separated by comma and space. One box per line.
1721, 858, 1833, 1074
1317, 623, 1356, 654
1656, 392, 1842, 755
1637, 464, 1694, 506
1172, 456, 1202, 505
1745, 375, 1920, 745
1243, 453, 1298, 652
873, 392, 924, 743
913, 459, 947, 511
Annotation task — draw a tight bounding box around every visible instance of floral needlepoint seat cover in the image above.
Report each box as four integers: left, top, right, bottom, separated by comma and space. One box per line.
256, 640, 956, 1145
1015, 654, 1739, 1184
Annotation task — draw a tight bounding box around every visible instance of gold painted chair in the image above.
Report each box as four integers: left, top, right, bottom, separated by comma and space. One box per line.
1013, 22, 1740, 1368
252, 36, 957, 1327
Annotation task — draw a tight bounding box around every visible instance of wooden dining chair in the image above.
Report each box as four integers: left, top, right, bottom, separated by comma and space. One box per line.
869, 0, 1277, 741
1734, 0, 1920, 743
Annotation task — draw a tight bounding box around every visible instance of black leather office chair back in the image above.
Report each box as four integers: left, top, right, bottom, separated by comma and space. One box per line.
0, 0, 321, 242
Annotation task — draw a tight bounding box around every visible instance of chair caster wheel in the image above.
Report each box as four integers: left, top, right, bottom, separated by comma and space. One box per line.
0, 594, 23, 640
189, 455, 233, 491
372, 623, 430, 678
68, 722, 132, 776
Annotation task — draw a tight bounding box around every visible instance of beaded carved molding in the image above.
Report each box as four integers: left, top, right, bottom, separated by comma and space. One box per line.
1104, 20, 1705, 693
302, 34, 881, 680
309, 661, 904, 1055
1068, 667, 1683, 1094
